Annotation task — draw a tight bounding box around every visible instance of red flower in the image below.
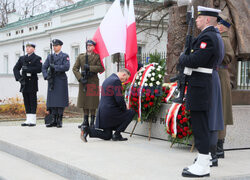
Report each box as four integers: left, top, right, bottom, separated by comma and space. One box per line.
183, 117, 188, 123
177, 115, 182, 120
162, 87, 166, 92
154, 89, 159, 94
149, 102, 154, 106
182, 132, 187, 136
165, 90, 170, 94
146, 97, 151, 101
184, 127, 189, 131
181, 106, 186, 111
178, 134, 183, 139
142, 88, 146, 93
150, 95, 155, 99
144, 104, 148, 108
180, 120, 183, 124
182, 111, 186, 116
132, 97, 138, 102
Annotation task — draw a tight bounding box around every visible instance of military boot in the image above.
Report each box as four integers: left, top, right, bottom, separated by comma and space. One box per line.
78, 115, 89, 129
90, 115, 95, 128
209, 146, 218, 167
57, 115, 63, 128
46, 114, 57, 127
216, 139, 225, 158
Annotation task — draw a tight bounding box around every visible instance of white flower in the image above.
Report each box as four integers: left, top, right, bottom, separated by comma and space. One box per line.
158, 74, 162, 78
156, 81, 161, 85
140, 77, 142, 81
157, 68, 161, 71
151, 67, 155, 70
158, 65, 162, 69
147, 74, 151, 78
137, 82, 140, 86
151, 77, 155, 81
149, 83, 153, 87
136, 76, 139, 80
152, 72, 155, 76
139, 72, 142, 76
144, 83, 148, 87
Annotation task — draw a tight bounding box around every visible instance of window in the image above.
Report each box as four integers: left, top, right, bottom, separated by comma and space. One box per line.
6, 32, 11, 37
16, 53, 20, 62
238, 61, 250, 89
44, 50, 50, 60
70, 46, 80, 83
1, 55, 9, 74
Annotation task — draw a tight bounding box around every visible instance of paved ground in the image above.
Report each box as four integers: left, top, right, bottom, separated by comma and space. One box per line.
0, 121, 250, 180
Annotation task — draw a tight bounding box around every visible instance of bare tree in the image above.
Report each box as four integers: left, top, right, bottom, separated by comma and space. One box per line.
0, 0, 16, 27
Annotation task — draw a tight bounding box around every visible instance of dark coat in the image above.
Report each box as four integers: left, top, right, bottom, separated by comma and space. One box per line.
42, 51, 70, 108
72, 52, 104, 109
208, 28, 224, 131
13, 53, 42, 93
179, 26, 220, 111
95, 73, 135, 129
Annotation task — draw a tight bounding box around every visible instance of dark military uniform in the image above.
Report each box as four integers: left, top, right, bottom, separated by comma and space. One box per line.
179, 26, 221, 154
42, 40, 70, 128
13, 52, 42, 126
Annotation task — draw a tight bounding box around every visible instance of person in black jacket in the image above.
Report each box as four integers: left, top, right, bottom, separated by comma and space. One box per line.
13, 42, 42, 126
179, 6, 222, 178
80, 68, 135, 142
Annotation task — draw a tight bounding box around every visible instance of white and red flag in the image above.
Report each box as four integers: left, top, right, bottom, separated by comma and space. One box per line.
93, 0, 126, 69
125, 0, 138, 82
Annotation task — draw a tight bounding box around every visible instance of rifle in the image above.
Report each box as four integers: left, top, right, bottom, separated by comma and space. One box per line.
47, 40, 55, 91
170, 4, 194, 104
80, 42, 90, 92
20, 40, 27, 92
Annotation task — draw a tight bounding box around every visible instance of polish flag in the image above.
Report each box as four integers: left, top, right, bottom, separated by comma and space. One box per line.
93, 0, 126, 69
125, 0, 138, 82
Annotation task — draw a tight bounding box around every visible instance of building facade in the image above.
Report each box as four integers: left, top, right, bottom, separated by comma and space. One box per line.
0, 0, 168, 103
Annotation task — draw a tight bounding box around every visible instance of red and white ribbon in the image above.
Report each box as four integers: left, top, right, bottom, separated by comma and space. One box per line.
165, 103, 182, 137
164, 82, 177, 103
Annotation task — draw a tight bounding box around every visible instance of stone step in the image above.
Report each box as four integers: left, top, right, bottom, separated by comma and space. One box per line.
0, 151, 66, 180
0, 123, 250, 180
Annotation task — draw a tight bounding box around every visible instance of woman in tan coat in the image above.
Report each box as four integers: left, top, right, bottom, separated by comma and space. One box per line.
217, 15, 234, 158
73, 40, 104, 128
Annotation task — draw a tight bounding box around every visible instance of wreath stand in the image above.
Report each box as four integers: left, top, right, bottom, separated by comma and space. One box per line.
170, 138, 195, 152
130, 119, 153, 141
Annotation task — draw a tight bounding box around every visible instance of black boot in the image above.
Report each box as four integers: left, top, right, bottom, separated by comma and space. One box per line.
90, 115, 95, 128
217, 139, 225, 158
78, 115, 89, 128
80, 126, 89, 142
57, 115, 63, 128
46, 114, 57, 127
210, 146, 218, 167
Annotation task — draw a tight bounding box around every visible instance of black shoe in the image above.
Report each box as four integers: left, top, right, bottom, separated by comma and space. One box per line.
57, 115, 63, 128
216, 139, 225, 158
80, 126, 89, 143
182, 169, 210, 178
210, 145, 218, 167
112, 134, 128, 141
46, 114, 57, 128
28, 124, 36, 127
21, 123, 29, 126
78, 115, 89, 129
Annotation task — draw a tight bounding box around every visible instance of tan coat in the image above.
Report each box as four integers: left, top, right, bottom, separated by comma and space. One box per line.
73, 53, 104, 109
218, 31, 234, 125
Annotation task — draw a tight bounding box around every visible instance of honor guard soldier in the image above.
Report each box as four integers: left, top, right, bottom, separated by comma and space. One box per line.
216, 14, 234, 159
178, 6, 222, 177
73, 39, 104, 129
42, 39, 70, 128
13, 42, 42, 126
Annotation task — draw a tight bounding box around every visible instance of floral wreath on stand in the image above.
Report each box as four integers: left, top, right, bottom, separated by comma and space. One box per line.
164, 83, 193, 147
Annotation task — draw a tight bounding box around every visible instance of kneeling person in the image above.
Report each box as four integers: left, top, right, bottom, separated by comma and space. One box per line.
81, 68, 135, 142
